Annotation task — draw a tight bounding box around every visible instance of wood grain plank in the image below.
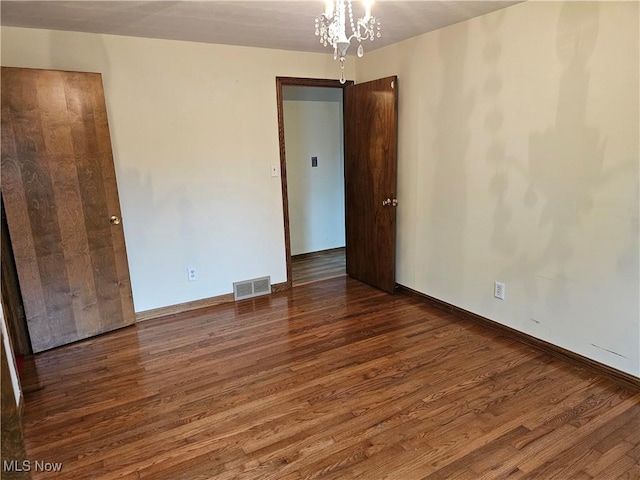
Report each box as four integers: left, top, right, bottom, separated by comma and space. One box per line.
95, 76, 136, 327
18, 72, 76, 350
292, 247, 345, 286
35, 70, 74, 156
67, 80, 120, 327
34, 71, 101, 340
519, 402, 640, 479
1, 67, 136, 352
17, 277, 640, 479
2, 70, 65, 351
47, 153, 101, 340
617, 460, 640, 480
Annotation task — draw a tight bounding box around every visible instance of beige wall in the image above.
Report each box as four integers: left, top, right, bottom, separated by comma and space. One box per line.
1, 27, 354, 312
358, 1, 639, 376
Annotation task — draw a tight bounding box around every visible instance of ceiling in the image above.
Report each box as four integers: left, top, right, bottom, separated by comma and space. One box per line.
1, 1, 521, 55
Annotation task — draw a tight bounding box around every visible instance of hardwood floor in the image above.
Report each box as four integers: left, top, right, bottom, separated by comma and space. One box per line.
291, 247, 346, 286
19, 277, 640, 479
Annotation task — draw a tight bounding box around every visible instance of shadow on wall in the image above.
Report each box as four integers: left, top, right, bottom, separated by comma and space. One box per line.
118, 168, 155, 270
504, 3, 637, 332
426, 21, 475, 294
486, 4, 639, 368
516, 2, 606, 317
483, 10, 516, 255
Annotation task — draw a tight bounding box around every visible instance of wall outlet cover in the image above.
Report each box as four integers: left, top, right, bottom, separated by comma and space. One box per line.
188, 267, 198, 282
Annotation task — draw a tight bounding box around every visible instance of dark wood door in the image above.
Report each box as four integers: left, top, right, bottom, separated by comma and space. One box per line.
1, 67, 135, 353
344, 76, 398, 293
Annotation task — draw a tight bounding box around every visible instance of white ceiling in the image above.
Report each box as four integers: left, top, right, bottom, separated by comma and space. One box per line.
0, 1, 521, 55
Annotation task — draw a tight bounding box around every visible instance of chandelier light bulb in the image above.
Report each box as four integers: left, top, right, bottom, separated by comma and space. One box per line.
363, 0, 374, 21
315, 0, 381, 81
324, 0, 335, 17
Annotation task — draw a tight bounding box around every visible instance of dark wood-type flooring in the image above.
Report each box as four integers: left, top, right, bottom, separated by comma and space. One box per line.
291, 247, 346, 286
19, 277, 640, 479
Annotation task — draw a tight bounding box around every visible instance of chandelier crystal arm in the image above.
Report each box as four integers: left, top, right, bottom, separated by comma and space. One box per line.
315, 0, 381, 84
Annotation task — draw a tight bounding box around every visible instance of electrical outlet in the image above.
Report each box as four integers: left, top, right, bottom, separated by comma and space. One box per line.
494, 281, 505, 300
188, 266, 198, 282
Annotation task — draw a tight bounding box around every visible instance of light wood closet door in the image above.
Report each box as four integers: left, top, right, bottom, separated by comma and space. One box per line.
1, 67, 135, 352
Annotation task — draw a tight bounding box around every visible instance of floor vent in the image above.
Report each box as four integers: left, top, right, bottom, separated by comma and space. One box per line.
233, 276, 271, 301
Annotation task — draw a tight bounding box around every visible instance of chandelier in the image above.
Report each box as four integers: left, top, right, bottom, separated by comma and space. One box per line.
315, 0, 381, 84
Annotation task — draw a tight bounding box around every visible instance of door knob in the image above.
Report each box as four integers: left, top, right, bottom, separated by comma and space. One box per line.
382, 198, 392, 207
110, 215, 121, 225
392, 199, 398, 207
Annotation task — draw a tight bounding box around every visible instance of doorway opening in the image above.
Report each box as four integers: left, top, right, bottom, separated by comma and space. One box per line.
277, 75, 398, 293
276, 78, 351, 287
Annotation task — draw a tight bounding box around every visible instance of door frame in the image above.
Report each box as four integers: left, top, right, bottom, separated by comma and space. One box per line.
275, 77, 353, 288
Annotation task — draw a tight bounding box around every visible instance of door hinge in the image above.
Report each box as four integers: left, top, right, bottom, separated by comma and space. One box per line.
391, 80, 395, 89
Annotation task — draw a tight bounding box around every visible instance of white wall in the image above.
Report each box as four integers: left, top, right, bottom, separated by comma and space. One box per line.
1, 27, 354, 312
357, 1, 639, 377
283, 87, 345, 255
